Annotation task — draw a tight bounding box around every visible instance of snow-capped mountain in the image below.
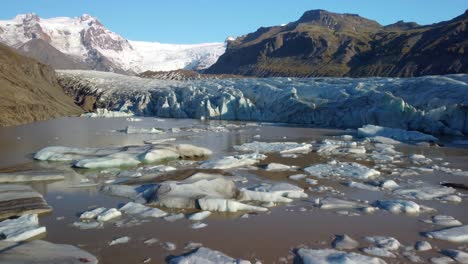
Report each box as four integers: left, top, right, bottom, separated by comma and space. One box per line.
0, 13, 226, 73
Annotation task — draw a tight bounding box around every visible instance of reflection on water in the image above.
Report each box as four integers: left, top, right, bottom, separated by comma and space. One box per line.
0, 116, 467, 263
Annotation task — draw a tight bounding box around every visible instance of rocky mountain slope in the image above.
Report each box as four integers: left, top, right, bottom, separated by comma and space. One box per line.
207, 9, 468, 77
0, 13, 225, 73
0, 43, 82, 126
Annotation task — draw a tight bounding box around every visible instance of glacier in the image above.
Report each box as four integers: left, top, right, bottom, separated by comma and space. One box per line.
59, 71, 468, 136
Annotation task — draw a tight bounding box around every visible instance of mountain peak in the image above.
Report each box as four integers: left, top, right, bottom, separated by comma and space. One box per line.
295, 9, 381, 31
79, 14, 102, 26
14, 13, 40, 23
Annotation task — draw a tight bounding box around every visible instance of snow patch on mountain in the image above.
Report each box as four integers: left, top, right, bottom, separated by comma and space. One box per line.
0, 13, 225, 73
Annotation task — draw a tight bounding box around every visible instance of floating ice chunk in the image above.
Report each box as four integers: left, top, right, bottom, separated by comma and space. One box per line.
316, 198, 367, 210
409, 154, 432, 164
296, 248, 386, 264
198, 198, 268, 212
394, 185, 455, 200
430, 256, 456, 264
100, 184, 154, 203
96, 208, 121, 222
80, 207, 107, 220
0, 214, 45, 242
358, 125, 438, 142
164, 213, 185, 222
425, 225, 468, 242
152, 174, 237, 209
365, 236, 401, 250
81, 108, 134, 118
0, 240, 98, 264
169, 247, 251, 264
109, 236, 130, 246
72, 221, 102, 230
305, 161, 380, 179
289, 174, 307, 180
247, 183, 307, 199
415, 241, 432, 251
344, 181, 380, 191
234, 141, 312, 154
362, 247, 396, 258
188, 211, 211, 221
423, 215, 463, 227
264, 163, 297, 171
305, 178, 318, 185
374, 200, 421, 214
144, 238, 159, 245
163, 242, 176, 251
75, 152, 142, 169
441, 249, 468, 263
367, 136, 402, 145
441, 195, 462, 203
380, 180, 399, 189
191, 222, 208, 229
119, 202, 167, 218
238, 189, 293, 203
332, 234, 359, 250
200, 153, 267, 169
125, 126, 165, 134
144, 138, 177, 144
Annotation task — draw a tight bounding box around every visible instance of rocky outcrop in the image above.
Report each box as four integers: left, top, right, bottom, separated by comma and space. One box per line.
0, 43, 82, 127
207, 9, 468, 77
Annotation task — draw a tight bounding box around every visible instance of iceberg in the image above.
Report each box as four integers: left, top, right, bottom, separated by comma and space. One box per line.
358, 125, 438, 142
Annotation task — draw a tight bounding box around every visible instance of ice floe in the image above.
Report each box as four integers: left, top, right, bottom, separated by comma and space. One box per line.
169, 247, 251, 264
35, 143, 212, 169
109, 236, 130, 246
264, 163, 297, 171
425, 225, 468, 242
234, 141, 312, 154
305, 161, 380, 179
358, 125, 438, 142
315, 197, 367, 210
188, 211, 211, 221
200, 153, 266, 169
296, 248, 386, 264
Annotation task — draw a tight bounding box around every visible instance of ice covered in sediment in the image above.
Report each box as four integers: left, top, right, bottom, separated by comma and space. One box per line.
96, 208, 122, 222
393, 184, 455, 200
109, 236, 130, 246
35, 143, 212, 169
0, 169, 65, 183
305, 161, 380, 179
358, 125, 438, 142
0, 240, 98, 264
119, 202, 167, 218
0, 214, 45, 242
198, 198, 268, 212
151, 174, 237, 209
199, 153, 267, 169
316, 197, 367, 210
423, 215, 463, 227
296, 248, 386, 264
362, 247, 397, 258
169, 247, 251, 264
415, 241, 432, 251
234, 141, 312, 154
81, 108, 134, 118
332, 234, 360, 250
365, 236, 401, 250
188, 211, 211, 221
441, 249, 468, 263
100, 184, 155, 203
425, 225, 468, 242
125, 126, 165, 134
374, 200, 421, 214
264, 163, 298, 171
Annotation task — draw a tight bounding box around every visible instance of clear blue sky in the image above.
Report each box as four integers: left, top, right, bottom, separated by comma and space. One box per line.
1, 0, 466, 44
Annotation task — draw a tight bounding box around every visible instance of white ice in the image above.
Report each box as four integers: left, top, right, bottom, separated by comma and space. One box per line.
297, 248, 386, 264
0, 214, 46, 242
305, 161, 380, 179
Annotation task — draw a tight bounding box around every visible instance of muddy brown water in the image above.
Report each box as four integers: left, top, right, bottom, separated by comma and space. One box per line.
0, 117, 467, 263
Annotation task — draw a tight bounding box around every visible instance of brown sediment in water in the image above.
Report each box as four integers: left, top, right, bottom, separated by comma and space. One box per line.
0, 117, 467, 263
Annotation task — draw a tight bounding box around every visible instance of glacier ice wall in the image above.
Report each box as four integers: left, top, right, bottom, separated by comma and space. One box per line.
58, 70, 468, 135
